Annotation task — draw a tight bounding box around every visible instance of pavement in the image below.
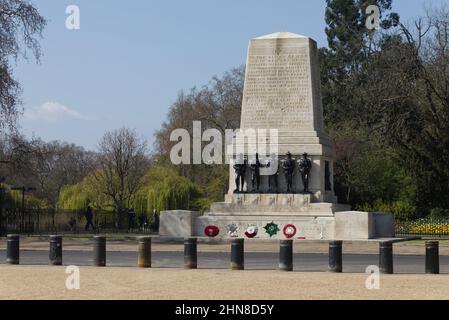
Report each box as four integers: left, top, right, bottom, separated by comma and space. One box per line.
1, 265, 449, 300
0, 249, 448, 274
1, 237, 448, 300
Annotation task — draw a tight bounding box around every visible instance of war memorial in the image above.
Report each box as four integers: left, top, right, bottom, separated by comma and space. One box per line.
161, 32, 394, 240
3, 2, 449, 304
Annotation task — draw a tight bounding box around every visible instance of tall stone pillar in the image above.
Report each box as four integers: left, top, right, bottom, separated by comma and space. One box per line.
228, 32, 336, 202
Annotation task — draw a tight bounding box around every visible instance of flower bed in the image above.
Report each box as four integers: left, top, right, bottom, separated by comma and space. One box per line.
396, 218, 449, 236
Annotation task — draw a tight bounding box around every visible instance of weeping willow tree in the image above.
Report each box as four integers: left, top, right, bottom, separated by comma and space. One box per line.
0, 184, 48, 210
190, 165, 228, 212
132, 166, 199, 218
57, 174, 112, 212
58, 165, 199, 219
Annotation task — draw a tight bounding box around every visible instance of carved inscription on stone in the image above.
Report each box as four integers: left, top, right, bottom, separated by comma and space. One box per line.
241, 40, 315, 131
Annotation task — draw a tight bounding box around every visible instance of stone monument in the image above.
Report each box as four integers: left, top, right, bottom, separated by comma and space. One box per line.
160, 32, 394, 240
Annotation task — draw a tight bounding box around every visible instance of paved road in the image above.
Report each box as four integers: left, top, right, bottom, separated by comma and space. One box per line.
1, 250, 448, 274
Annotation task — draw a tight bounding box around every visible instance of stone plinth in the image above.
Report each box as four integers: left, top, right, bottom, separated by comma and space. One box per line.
159, 210, 201, 238
195, 214, 336, 240
193, 194, 351, 240
159, 207, 394, 240
191, 210, 394, 240
334, 211, 395, 240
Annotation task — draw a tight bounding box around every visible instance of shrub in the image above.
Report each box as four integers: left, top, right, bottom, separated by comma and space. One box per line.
357, 199, 417, 221
429, 208, 449, 219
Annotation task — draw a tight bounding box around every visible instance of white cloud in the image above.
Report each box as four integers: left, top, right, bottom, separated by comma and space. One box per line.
23, 102, 94, 123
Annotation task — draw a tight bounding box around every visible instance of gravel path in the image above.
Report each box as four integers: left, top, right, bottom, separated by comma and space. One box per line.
1, 265, 448, 300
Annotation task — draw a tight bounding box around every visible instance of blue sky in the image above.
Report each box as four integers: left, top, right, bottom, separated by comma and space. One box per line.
15, 0, 448, 151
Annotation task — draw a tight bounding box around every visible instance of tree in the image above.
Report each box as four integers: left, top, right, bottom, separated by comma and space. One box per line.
381, 7, 449, 210
155, 66, 244, 154
0, 0, 46, 132
132, 165, 199, 215
58, 174, 111, 212
94, 128, 150, 228
154, 66, 244, 189
319, 0, 407, 208
31, 140, 96, 208
322, 2, 449, 213
0, 134, 96, 208
324, 0, 399, 68
321, 0, 399, 125
332, 125, 416, 207
334, 7, 449, 210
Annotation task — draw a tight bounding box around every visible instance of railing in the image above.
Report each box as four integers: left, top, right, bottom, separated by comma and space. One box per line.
0, 208, 155, 235
395, 218, 449, 238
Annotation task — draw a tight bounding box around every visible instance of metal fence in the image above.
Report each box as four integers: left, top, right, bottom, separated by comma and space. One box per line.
3, 208, 449, 238
395, 218, 449, 238
0, 208, 154, 235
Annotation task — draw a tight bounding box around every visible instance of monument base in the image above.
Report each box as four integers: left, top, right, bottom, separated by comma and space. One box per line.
195, 214, 336, 240
160, 194, 395, 240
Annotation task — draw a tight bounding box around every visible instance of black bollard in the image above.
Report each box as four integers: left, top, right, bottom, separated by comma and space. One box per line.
137, 236, 151, 268
93, 236, 106, 267
230, 238, 244, 270
279, 240, 293, 271
379, 241, 393, 274
328, 240, 343, 273
6, 234, 20, 265
49, 235, 63, 266
184, 238, 197, 269
425, 241, 439, 274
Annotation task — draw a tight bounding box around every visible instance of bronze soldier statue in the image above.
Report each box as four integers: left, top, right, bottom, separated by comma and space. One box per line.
298, 152, 312, 193
281, 152, 295, 193
233, 154, 247, 193
267, 153, 279, 193
249, 153, 262, 193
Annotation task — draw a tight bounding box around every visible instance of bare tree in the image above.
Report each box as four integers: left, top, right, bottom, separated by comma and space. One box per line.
0, 134, 96, 208
94, 128, 149, 228
31, 140, 96, 208
338, 6, 449, 208
392, 7, 449, 208
154, 66, 244, 186
0, 0, 46, 132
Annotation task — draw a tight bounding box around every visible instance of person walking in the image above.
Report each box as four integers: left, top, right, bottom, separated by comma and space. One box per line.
128, 208, 136, 231
138, 213, 148, 232
151, 208, 159, 232
84, 205, 95, 231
